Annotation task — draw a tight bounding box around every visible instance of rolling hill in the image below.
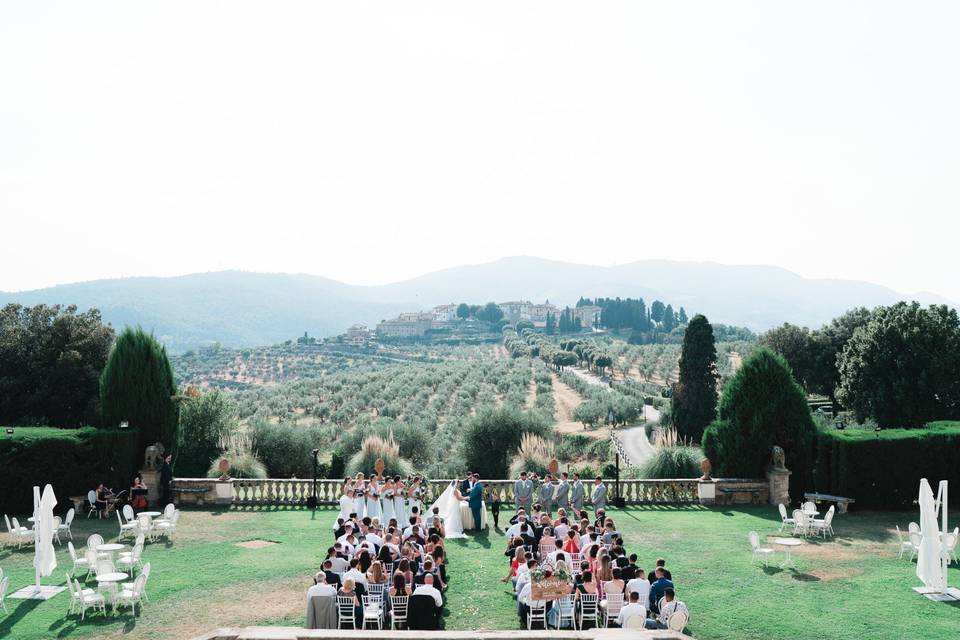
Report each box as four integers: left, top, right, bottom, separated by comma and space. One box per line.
1, 257, 951, 352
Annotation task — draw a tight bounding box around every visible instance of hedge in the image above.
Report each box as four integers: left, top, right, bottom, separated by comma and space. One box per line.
812, 421, 960, 509
0, 426, 141, 514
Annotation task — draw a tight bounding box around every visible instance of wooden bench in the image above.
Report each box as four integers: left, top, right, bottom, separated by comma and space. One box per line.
804, 492, 855, 513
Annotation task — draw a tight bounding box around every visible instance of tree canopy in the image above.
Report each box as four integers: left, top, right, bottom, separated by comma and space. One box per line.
671, 314, 719, 441
0, 303, 114, 427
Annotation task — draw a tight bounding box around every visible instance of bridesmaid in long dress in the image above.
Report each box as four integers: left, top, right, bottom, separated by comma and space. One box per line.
352, 473, 366, 519
409, 476, 424, 520
381, 477, 396, 523
392, 476, 407, 525
365, 475, 382, 522
336, 479, 355, 529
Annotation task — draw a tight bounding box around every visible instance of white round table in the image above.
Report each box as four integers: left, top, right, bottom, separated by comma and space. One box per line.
96, 571, 129, 604
140, 511, 162, 518
96, 543, 126, 559
774, 537, 802, 568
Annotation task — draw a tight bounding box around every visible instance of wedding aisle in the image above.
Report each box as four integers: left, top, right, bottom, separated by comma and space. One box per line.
441, 509, 516, 630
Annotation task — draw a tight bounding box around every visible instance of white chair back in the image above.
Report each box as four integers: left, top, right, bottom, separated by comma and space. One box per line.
668, 609, 689, 631
85, 548, 99, 569
779, 503, 788, 520
908, 522, 920, 534
625, 615, 645, 629
68, 541, 79, 561
909, 531, 923, 549
51, 516, 62, 533
87, 490, 97, 505
64, 508, 75, 526
163, 503, 176, 519
4, 514, 11, 532
88, 533, 104, 549
123, 505, 135, 523
748, 531, 760, 550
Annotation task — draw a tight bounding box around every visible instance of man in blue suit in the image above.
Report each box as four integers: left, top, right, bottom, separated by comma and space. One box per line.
467, 473, 484, 532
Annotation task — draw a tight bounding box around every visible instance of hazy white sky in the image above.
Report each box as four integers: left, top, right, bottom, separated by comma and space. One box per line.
2, 2, 958, 298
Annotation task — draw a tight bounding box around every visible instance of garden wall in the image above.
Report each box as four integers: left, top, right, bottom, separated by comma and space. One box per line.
0, 426, 140, 513
812, 421, 960, 508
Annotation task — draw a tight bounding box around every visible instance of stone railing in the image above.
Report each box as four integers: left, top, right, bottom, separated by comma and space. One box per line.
171, 477, 749, 507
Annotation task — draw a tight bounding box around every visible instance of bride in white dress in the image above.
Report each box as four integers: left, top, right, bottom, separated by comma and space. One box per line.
429, 479, 467, 538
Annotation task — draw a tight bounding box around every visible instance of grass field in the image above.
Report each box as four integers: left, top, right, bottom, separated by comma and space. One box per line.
1, 505, 958, 639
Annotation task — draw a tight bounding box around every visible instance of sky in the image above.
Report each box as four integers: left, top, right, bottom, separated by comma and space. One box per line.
1, 2, 958, 299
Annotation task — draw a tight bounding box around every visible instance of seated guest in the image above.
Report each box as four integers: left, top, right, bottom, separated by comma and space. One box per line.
517, 569, 552, 628
625, 569, 649, 604
562, 529, 580, 553
396, 558, 414, 584
539, 527, 556, 552
503, 545, 525, 584
389, 571, 412, 597
514, 558, 538, 597
621, 554, 639, 581
429, 517, 445, 539
306, 572, 338, 630
554, 516, 570, 540
601, 520, 620, 545
337, 577, 363, 627
506, 514, 534, 541
575, 570, 598, 597
344, 558, 368, 592
408, 573, 443, 629
592, 509, 606, 530
611, 546, 629, 569
648, 567, 674, 613
652, 558, 672, 581
431, 547, 448, 585
367, 560, 388, 586
377, 545, 394, 567
322, 560, 342, 589
616, 590, 647, 627
603, 567, 625, 599
326, 547, 348, 573
645, 587, 686, 630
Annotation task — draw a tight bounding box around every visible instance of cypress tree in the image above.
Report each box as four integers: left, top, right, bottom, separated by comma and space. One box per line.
100, 327, 179, 456
671, 314, 719, 441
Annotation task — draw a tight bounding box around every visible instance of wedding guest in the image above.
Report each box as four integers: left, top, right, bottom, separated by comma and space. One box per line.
491, 490, 502, 529
616, 590, 647, 627
389, 571, 411, 597
648, 567, 674, 614
575, 570, 598, 597
626, 569, 650, 604
367, 560, 388, 586
338, 577, 363, 626
322, 559, 342, 589
308, 571, 337, 598
621, 554, 639, 580
412, 572, 443, 608
397, 558, 414, 584
603, 567, 625, 599
646, 588, 686, 629
562, 529, 580, 554
515, 471, 533, 513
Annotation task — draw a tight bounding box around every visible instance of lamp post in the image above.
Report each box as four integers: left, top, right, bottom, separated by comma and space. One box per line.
307, 448, 319, 510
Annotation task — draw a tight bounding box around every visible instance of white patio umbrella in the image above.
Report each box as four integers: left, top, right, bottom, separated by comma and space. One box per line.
916, 478, 947, 593
31, 484, 58, 594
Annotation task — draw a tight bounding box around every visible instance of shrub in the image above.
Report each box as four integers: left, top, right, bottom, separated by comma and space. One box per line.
462, 406, 550, 478
176, 388, 238, 477
208, 432, 267, 479
638, 446, 703, 479
100, 327, 179, 455
812, 421, 960, 508
251, 421, 334, 478
555, 434, 591, 462
509, 433, 555, 477
0, 426, 140, 513
702, 347, 816, 498
345, 434, 413, 477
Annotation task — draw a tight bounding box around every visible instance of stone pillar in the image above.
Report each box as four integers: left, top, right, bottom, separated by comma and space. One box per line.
698, 479, 716, 505
214, 480, 234, 505
140, 469, 160, 507
767, 467, 791, 506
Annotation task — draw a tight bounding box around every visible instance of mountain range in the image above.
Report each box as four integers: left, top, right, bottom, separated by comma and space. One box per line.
1, 257, 951, 352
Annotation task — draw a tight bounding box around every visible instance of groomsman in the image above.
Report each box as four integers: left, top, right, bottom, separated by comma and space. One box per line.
539, 474, 555, 516
591, 476, 607, 514
570, 473, 585, 512
555, 472, 570, 511
514, 471, 533, 513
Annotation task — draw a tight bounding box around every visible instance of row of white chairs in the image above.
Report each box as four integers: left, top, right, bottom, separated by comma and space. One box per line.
778, 503, 835, 539
336, 592, 407, 630
525, 592, 685, 631
117, 504, 179, 541
3, 510, 76, 549
896, 524, 959, 563
67, 562, 151, 620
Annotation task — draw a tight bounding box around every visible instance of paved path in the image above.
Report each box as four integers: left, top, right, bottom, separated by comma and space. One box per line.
619, 405, 660, 466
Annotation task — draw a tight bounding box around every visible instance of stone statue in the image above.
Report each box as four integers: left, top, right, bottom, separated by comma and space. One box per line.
700, 457, 712, 481
217, 457, 231, 481
144, 442, 165, 471
771, 445, 786, 470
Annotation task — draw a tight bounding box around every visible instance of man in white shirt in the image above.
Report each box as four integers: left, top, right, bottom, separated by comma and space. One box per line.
616, 591, 647, 627
344, 558, 368, 589
306, 572, 337, 599
413, 573, 443, 608
506, 515, 534, 540
625, 570, 650, 606
514, 559, 537, 596
645, 588, 687, 629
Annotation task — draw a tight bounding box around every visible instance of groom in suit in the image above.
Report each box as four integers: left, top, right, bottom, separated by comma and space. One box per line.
467, 473, 484, 532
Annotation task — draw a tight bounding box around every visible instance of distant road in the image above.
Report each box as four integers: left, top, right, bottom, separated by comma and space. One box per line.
619, 405, 660, 467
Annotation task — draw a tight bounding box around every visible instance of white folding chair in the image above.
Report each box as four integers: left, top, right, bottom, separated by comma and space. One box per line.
114, 573, 147, 615
896, 525, 915, 559
11, 518, 33, 549
72, 576, 106, 620
122, 561, 151, 602
50, 516, 62, 545
68, 541, 89, 574
390, 594, 408, 629
792, 510, 809, 537
578, 592, 599, 630
527, 600, 548, 630
362, 595, 383, 629
87, 490, 99, 518
600, 591, 624, 627
117, 541, 144, 575
909, 532, 922, 562
0, 575, 8, 614
944, 532, 959, 565
554, 594, 576, 629
337, 595, 357, 629
118, 511, 137, 539
749, 531, 774, 565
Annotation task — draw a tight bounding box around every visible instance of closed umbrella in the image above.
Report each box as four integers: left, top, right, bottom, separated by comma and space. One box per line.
32, 484, 58, 593
916, 479, 946, 594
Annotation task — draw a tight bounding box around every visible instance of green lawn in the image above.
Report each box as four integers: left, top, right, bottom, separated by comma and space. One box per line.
1, 505, 957, 639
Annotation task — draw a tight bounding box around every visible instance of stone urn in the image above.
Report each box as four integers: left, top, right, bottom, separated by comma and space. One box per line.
214, 457, 234, 504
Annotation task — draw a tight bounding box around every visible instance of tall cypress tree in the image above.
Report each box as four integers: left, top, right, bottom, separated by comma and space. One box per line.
671, 314, 719, 441
100, 327, 179, 456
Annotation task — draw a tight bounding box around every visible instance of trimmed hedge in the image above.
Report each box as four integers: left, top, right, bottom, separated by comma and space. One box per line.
813, 421, 960, 508
0, 426, 141, 514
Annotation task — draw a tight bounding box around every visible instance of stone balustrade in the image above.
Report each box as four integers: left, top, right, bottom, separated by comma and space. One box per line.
172, 476, 765, 508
